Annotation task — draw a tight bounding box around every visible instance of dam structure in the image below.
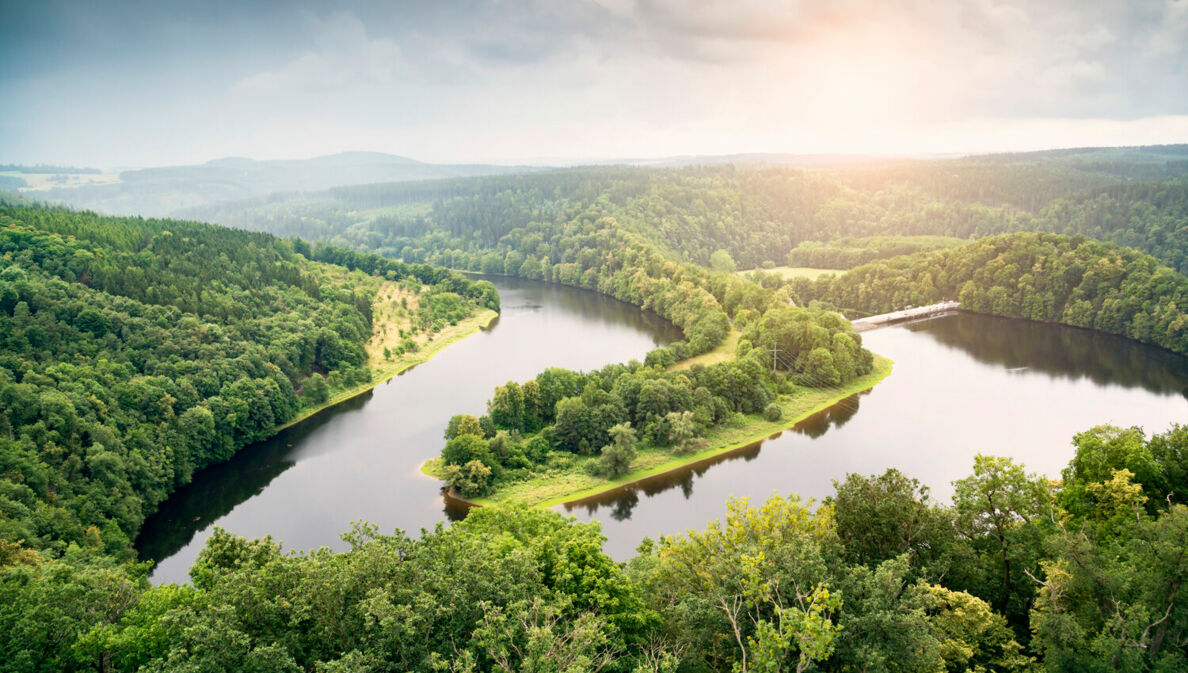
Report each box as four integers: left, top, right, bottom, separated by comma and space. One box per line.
850, 301, 961, 332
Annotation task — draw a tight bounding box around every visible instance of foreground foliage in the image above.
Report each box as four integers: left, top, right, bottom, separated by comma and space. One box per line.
4, 423, 1186, 671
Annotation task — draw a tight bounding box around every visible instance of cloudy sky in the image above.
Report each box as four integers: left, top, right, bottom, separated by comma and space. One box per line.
3, 0, 1188, 167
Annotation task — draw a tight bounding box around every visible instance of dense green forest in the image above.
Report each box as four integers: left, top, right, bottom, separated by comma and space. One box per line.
785, 235, 967, 269
181, 146, 1188, 274
4, 424, 1185, 672
791, 233, 1188, 355
0, 204, 495, 559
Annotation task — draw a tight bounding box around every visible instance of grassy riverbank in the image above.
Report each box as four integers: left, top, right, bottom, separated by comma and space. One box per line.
275, 302, 499, 433
424, 355, 892, 507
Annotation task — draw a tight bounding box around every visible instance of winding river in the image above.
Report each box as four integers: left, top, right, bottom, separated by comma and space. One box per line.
137, 277, 681, 583
138, 280, 1188, 580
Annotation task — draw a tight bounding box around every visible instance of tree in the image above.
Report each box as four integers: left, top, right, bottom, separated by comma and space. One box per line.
442, 434, 493, 468
710, 249, 737, 274
829, 469, 960, 577
302, 373, 329, 404
489, 382, 525, 431
1031, 489, 1188, 672
952, 455, 1055, 637
445, 414, 484, 440
664, 411, 696, 454
591, 423, 637, 479
762, 403, 782, 422
642, 494, 842, 672
442, 460, 493, 497
472, 598, 616, 673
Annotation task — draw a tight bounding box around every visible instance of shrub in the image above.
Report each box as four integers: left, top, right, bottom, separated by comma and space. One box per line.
764, 403, 783, 422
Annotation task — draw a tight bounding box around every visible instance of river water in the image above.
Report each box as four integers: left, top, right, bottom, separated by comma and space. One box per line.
137, 277, 681, 583
138, 281, 1188, 580
565, 312, 1188, 558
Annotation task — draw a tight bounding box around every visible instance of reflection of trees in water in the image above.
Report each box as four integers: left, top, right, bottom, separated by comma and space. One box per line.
567, 390, 874, 519
564, 443, 779, 518
443, 492, 471, 522
609, 491, 639, 521
474, 274, 684, 347
911, 313, 1188, 397
135, 391, 374, 564
791, 392, 866, 438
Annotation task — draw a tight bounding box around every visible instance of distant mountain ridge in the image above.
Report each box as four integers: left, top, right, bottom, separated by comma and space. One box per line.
30, 144, 1188, 219
36, 151, 540, 217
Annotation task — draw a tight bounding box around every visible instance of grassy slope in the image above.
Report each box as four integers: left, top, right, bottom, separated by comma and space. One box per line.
276, 267, 498, 432
670, 329, 741, 370
424, 355, 893, 507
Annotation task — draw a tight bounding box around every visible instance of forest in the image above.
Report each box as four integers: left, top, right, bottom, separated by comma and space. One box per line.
181, 145, 1188, 274
790, 233, 1188, 356
3, 146, 1188, 672
0, 203, 495, 559
4, 424, 1186, 672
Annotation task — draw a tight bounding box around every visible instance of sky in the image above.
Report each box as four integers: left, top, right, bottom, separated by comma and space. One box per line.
3, 0, 1188, 167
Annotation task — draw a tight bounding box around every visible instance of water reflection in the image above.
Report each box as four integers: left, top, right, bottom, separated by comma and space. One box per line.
910, 312, 1188, 396
137, 277, 680, 583
561, 392, 868, 520
565, 313, 1188, 560
790, 391, 867, 438
136, 392, 373, 564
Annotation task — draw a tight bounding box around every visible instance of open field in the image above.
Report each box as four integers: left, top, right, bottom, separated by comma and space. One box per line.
2, 171, 123, 190
670, 328, 740, 370
739, 266, 838, 281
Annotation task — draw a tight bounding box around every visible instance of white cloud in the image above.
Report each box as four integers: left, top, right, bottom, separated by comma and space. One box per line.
4, 0, 1188, 166
234, 12, 405, 94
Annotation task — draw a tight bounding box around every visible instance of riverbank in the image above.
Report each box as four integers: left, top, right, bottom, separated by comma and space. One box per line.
274, 307, 499, 433
424, 355, 893, 508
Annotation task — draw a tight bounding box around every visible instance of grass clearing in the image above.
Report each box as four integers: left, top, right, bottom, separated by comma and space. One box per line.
739, 266, 838, 281
424, 355, 893, 507
670, 329, 740, 370
3, 171, 123, 191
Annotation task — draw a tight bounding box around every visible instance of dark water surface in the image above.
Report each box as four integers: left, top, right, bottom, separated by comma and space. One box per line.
140, 289, 1188, 580
137, 277, 681, 583
565, 312, 1188, 559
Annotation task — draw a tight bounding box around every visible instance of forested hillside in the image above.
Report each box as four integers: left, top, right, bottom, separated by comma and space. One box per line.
792, 233, 1188, 355
181, 146, 1188, 274
0, 204, 494, 557
786, 235, 966, 269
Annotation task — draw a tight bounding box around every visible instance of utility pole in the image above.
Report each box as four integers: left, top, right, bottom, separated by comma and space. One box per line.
767, 345, 782, 374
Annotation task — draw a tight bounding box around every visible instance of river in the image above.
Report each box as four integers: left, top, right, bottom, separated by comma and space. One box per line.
137, 277, 681, 583
565, 311, 1188, 558
138, 281, 1188, 580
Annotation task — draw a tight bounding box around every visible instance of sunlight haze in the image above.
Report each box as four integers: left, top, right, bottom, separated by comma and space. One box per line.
4, 0, 1188, 166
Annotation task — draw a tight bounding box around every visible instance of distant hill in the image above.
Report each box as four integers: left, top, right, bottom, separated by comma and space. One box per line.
33, 151, 540, 217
